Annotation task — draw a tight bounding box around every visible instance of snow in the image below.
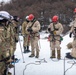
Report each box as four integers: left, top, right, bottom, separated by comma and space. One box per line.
10, 32, 76, 75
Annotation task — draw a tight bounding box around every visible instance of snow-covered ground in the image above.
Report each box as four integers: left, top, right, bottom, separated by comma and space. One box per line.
10, 32, 76, 75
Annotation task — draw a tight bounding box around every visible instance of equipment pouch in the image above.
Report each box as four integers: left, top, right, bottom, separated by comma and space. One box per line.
60, 36, 63, 41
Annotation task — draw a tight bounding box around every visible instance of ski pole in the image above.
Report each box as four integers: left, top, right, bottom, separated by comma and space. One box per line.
18, 36, 25, 63
13, 55, 15, 75
38, 39, 41, 49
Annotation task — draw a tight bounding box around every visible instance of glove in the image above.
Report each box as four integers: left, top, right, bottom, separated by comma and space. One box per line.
27, 28, 33, 32
69, 32, 72, 38
48, 28, 50, 32
53, 31, 56, 35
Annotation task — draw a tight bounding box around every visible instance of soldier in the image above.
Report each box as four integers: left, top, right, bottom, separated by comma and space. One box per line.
26, 14, 41, 58
10, 16, 19, 62
66, 8, 76, 59
0, 17, 13, 75
13, 16, 19, 43
22, 16, 31, 53
0, 19, 6, 75
48, 15, 63, 59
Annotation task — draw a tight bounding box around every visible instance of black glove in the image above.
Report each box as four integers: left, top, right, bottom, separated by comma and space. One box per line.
48, 28, 50, 32
69, 32, 72, 38
27, 28, 33, 32
48, 28, 54, 34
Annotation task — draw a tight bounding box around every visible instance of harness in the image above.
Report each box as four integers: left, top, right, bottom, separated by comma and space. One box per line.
28, 19, 40, 38
28, 19, 37, 34
50, 23, 61, 42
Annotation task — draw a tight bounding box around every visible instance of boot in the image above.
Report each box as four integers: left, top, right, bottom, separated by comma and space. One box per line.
29, 50, 35, 57
66, 52, 73, 59
8, 72, 12, 75
9, 64, 14, 68
11, 55, 19, 63
23, 46, 27, 53
35, 51, 39, 58
57, 50, 61, 59
26, 46, 31, 53
29, 54, 35, 57
50, 50, 56, 58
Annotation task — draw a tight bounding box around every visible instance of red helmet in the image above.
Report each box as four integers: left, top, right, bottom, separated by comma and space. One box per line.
52, 15, 58, 22
74, 8, 76, 13
28, 14, 34, 21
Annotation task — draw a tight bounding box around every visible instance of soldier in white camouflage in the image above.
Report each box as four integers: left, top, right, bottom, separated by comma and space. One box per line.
22, 16, 31, 53
66, 8, 76, 59
26, 14, 41, 58
48, 15, 63, 59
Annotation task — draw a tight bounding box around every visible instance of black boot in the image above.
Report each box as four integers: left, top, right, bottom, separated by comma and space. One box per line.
66, 52, 73, 59
26, 46, 31, 53
23, 46, 27, 53
29, 54, 35, 57
35, 51, 39, 58
11, 55, 19, 63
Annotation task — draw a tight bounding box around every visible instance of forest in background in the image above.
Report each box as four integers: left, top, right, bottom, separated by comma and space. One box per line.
0, 0, 76, 33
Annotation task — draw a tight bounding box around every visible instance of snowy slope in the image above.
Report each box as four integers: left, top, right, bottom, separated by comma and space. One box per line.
10, 32, 76, 75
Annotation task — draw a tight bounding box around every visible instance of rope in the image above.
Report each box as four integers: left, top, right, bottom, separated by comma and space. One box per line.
23, 58, 47, 75
64, 57, 76, 75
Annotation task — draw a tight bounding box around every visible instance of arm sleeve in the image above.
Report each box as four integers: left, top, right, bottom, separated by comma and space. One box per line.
22, 22, 26, 35
56, 23, 63, 35
69, 25, 73, 33
32, 21, 41, 32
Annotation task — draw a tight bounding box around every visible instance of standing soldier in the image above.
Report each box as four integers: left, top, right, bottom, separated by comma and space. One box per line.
0, 15, 14, 75
13, 16, 19, 43
0, 19, 7, 75
48, 15, 63, 59
26, 14, 41, 58
10, 16, 19, 61
66, 8, 76, 59
22, 16, 31, 53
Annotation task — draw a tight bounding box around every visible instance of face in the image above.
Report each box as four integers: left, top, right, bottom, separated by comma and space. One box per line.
53, 21, 57, 24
